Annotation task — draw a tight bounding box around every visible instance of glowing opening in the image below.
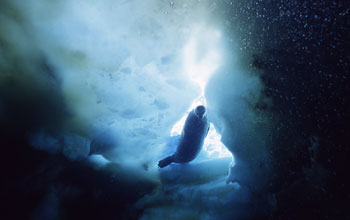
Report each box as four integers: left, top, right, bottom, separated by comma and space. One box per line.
170, 26, 231, 159
183, 27, 222, 95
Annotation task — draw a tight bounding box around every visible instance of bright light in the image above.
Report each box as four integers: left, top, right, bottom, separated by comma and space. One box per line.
183, 27, 222, 94
203, 124, 232, 158
169, 26, 231, 160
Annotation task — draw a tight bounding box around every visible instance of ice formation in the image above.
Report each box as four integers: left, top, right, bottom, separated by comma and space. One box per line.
6, 0, 338, 218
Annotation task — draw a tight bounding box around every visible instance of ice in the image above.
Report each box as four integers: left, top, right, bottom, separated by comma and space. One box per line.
62, 133, 90, 161
4, 0, 267, 219
28, 131, 61, 155
20, 0, 235, 177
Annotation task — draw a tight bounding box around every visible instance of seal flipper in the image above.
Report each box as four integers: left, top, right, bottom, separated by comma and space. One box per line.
158, 155, 174, 168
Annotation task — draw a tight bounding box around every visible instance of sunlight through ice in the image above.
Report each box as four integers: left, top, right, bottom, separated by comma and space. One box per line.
170, 26, 232, 159
183, 27, 222, 94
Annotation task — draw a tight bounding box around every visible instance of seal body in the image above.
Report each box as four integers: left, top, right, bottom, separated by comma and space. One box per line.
158, 105, 210, 168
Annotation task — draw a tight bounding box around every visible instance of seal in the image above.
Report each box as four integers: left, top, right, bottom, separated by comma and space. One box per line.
158, 105, 210, 168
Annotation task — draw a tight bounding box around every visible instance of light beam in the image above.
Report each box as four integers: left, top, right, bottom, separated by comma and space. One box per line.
170, 26, 231, 159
